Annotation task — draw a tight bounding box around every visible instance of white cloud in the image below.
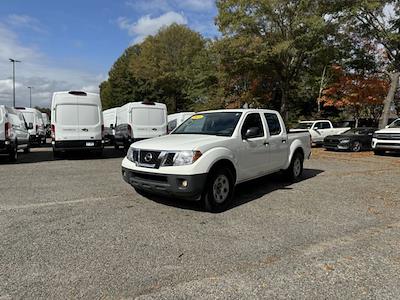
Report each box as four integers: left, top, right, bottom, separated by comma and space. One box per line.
0, 23, 103, 108
6, 14, 46, 33
117, 11, 187, 44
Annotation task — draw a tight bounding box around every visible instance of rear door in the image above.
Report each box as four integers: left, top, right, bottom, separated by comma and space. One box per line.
55, 98, 80, 141
131, 106, 166, 139
0, 107, 5, 140
264, 113, 288, 170
77, 94, 102, 141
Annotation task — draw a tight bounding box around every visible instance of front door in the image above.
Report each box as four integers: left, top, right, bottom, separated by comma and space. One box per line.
264, 113, 288, 171
236, 113, 269, 181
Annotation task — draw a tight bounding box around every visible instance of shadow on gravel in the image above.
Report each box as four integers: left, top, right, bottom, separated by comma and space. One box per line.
0, 147, 126, 165
141, 168, 324, 213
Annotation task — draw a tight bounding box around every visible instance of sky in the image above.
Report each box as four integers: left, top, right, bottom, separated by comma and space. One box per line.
0, 0, 219, 108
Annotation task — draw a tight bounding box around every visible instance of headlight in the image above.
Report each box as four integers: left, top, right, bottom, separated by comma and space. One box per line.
340, 139, 350, 143
173, 150, 202, 166
127, 147, 135, 162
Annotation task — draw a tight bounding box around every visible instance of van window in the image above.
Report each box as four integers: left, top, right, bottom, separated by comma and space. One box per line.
132, 108, 165, 126
56, 105, 78, 125
78, 105, 99, 126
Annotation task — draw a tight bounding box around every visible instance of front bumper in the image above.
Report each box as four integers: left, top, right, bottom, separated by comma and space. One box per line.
122, 167, 207, 200
372, 139, 400, 151
323, 141, 350, 151
52, 140, 104, 151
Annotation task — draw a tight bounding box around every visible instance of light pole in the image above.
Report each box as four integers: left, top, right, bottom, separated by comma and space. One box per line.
27, 86, 33, 108
9, 58, 21, 107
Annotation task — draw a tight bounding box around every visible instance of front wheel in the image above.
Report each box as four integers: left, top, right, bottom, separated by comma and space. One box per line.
374, 150, 385, 156
351, 141, 362, 152
9, 145, 18, 162
284, 152, 304, 182
203, 168, 234, 213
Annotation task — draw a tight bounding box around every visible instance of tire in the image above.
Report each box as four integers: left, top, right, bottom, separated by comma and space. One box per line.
24, 147, 30, 153
284, 151, 304, 182
203, 167, 234, 213
351, 141, 362, 152
94, 149, 103, 157
374, 150, 385, 156
9, 144, 18, 162
53, 150, 63, 159
114, 144, 120, 150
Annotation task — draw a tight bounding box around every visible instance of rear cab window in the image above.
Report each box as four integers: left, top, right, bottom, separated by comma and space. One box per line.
264, 113, 282, 136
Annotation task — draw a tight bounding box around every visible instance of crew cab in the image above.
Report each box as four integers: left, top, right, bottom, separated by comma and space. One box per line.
292, 120, 350, 145
122, 109, 311, 212
372, 118, 400, 155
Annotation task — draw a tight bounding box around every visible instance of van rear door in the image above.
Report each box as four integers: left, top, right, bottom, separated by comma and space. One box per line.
77, 93, 102, 141
55, 100, 80, 141
0, 107, 5, 140
131, 107, 166, 139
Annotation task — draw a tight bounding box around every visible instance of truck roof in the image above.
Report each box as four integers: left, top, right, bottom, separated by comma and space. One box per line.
197, 108, 280, 114
299, 120, 331, 123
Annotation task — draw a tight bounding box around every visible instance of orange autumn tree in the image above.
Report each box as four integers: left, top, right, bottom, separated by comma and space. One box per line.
319, 65, 389, 126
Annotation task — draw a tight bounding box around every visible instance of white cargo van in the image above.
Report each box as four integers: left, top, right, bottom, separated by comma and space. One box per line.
167, 112, 195, 133
0, 105, 30, 161
15, 107, 46, 145
51, 91, 104, 156
103, 108, 118, 146
114, 101, 167, 150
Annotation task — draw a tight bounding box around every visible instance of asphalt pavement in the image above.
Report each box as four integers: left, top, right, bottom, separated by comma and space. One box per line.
1, 147, 399, 299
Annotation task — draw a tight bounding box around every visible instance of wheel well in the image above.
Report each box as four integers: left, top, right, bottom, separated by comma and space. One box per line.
209, 159, 237, 182
294, 147, 304, 159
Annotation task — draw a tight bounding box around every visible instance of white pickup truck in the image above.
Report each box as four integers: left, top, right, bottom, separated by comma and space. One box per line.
292, 120, 351, 145
122, 109, 311, 212
372, 118, 400, 155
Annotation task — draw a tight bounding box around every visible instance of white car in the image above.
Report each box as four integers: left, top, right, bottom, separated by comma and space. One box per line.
122, 109, 311, 212
292, 120, 350, 145
167, 112, 195, 133
51, 91, 104, 157
103, 107, 118, 146
372, 118, 400, 155
115, 101, 167, 150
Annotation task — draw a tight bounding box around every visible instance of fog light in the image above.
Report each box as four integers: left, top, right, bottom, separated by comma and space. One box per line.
5, 141, 10, 145
181, 180, 188, 187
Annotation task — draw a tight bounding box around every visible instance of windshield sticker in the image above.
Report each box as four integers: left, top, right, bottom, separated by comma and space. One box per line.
191, 115, 204, 120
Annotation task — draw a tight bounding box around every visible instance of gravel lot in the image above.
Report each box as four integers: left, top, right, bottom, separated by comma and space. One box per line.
1, 147, 400, 299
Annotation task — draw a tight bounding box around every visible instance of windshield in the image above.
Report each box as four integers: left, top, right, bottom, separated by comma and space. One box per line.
295, 122, 313, 129
172, 112, 242, 137
22, 112, 34, 124
388, 119, 400, 128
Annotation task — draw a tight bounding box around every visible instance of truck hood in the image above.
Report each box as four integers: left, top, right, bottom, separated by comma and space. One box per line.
131, 134, 231, 151
375, 128, 400, 134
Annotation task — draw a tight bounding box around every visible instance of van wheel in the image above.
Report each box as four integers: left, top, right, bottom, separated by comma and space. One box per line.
9, 145, 18, 162
94, 149, 103, 157
24, 147, 30, 153
203, 168, 234, 213
114, 144, 120, 150
53, 150, 63, 159
285, 151, 304, 182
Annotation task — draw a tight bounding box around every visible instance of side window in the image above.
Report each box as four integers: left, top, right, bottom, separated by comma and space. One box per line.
314, 122, 323, 129
264, 113, 282, 136
168, 119, 177, 132
241, 113, 264, 138
321, 122, 331, 129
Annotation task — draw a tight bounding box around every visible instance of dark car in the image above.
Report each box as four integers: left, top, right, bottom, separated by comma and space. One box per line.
323, 127, 378, 152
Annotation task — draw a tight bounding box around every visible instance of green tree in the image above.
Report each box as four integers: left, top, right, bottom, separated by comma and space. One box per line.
215, 0, 337, 119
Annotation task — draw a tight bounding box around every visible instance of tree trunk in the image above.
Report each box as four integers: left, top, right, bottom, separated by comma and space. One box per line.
280, 85, 289, 121
379, 72, 400, 129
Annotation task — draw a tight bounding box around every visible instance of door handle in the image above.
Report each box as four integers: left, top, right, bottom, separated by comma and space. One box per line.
81, 128, 88, 132
263, 141, 269, 145
282, 139, 287, 144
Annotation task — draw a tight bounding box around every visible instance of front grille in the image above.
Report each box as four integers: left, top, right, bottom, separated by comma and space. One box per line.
131, 171, 167, 183
139, 150, 161, 165
376, 133, 400, 140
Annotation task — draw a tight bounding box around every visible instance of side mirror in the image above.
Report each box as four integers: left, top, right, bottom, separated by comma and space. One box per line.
314, 127, 319, 131
110, 124, 114, 129
243, 127, 260, 140
385, 125, 389, 129
27, 122, 33, 130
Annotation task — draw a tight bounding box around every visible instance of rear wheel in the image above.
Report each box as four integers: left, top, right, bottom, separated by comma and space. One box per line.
53, 150, 63, 159
24, 146, 30, 153
9, 144, 18, 162
284, 151, 304, 182
351, 141, 362, 152
114, 144, 120, 150
203, 167, 234, 213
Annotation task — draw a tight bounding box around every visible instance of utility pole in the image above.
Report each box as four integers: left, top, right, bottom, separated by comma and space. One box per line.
27, 86, 33, 108
9, 58, 21, 107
